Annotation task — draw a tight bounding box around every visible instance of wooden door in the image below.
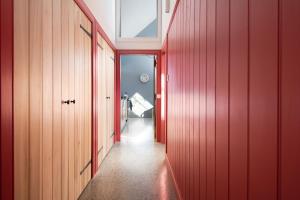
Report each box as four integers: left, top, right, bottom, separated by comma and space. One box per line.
14, 0, 92, 199
97, 33, 107, 167
106, 45, 115, 152
74, 5, 92, 198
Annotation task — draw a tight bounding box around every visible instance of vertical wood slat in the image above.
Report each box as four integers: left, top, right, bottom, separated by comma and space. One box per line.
193, 0, 200, 199
61, 0, 69, 199
83, 13, 92, 189
52, 0, 62, 199
188, 0, 195, 198
199, 0, 207, 198
29, 0, 43, 199
215, 0, 230, 199
280, 0, 300, 199
166, 0, 299, 200
206, 0, 216, 199
97, 33, 106, 167
14, 0, 29, 199
74, 4, 81, 197
248, 0, 278, 199
42, 0, 53, 198
229, 0, 249, 199
68, 1, 75, 200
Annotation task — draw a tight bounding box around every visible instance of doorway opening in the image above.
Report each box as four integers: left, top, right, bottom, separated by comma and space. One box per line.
120, 54, 157, 143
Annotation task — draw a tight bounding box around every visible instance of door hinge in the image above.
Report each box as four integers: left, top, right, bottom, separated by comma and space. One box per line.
80, 160, 92, 175
154, 59, 157, 67
80, 24, 92, 38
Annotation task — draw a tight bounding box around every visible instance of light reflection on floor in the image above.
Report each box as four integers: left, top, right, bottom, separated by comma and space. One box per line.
79, 118, 177, 200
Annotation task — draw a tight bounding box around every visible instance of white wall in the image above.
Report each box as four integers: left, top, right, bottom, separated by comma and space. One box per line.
84, 0, 116, 44
161, 0, 176, 44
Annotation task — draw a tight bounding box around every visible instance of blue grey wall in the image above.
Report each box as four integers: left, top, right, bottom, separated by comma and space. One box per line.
121, 55, 155, 118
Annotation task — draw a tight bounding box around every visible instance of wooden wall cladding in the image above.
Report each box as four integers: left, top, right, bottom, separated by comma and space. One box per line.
166, 0, 300, 199
14, 0, 92, 199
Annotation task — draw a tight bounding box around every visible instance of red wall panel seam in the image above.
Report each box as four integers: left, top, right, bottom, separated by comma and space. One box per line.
227, 0, 231, 199
277, 0, 282, 199
246, 0, 250, 199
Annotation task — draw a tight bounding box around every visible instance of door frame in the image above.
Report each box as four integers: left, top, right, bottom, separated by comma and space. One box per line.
0, 0, 14, 199
115, 50, 162, 142
161, 36, 168, 149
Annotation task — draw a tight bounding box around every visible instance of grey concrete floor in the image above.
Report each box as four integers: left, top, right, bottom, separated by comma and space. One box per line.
79, 118, 177, 200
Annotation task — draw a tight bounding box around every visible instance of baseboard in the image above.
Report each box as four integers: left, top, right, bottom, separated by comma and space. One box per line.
165, 155, 183, 200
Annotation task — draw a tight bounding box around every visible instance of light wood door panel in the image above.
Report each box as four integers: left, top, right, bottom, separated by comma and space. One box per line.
61, 0, 70, 199
97, 33, 107, 166
106, 45, 115, 152
68, 2, 76, 200
13, 0, 30, 199
74, 5, 83, 197
52, 0, 62, 199
42, 0, 54, 198
29, 0, 43, 199
74, 6, 92, 196
14, 0, 98, 199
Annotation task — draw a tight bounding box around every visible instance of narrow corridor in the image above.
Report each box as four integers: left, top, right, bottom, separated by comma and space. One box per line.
79, 118, 177, 200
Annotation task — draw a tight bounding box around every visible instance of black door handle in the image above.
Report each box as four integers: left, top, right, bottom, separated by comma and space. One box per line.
62, 100, 70, 104
70, 100, 76, 104
106, 96, 110, 99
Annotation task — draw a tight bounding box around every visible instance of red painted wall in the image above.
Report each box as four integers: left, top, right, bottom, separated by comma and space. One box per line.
0, 0, 14, 199
166, 0, 300, 199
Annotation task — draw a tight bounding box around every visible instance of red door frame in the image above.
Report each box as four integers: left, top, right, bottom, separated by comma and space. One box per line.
115, 50, 162, 142
0, 0, 14, 199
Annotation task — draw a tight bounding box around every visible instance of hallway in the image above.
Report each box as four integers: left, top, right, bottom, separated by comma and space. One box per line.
79, 118, 177, 200
2, 0, 300, 199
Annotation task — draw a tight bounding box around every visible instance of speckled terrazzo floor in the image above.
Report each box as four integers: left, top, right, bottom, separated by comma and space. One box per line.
79, 118, 178, 200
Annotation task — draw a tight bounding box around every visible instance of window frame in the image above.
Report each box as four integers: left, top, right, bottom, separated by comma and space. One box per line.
116, 0, 162, 42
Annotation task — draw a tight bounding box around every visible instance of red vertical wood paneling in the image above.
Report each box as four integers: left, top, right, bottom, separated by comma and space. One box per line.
206, 0, 216, 199
177, 3, 183, 194
280, 0, 300, 199
0, 0, 14, 198
249, 0, 278, 199
229, 0, 249, 199
182, 0, 187, 198
215, 0, 229, 199
188, 0, 195, 198
199, 0, 207, 199
165, 0, 299, 199
193, 0, 200, 199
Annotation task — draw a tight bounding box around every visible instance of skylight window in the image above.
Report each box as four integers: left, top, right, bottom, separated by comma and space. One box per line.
119, 0, 158, 38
